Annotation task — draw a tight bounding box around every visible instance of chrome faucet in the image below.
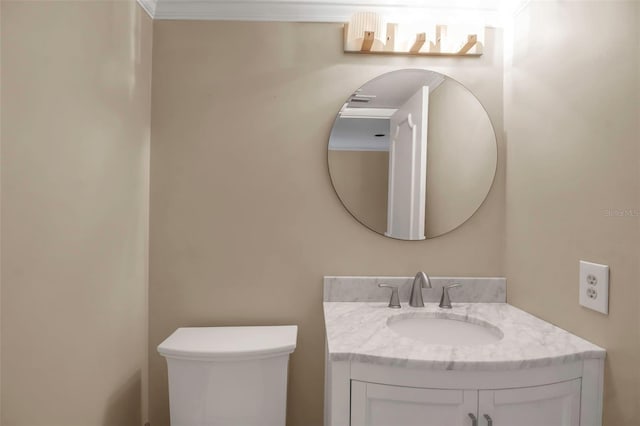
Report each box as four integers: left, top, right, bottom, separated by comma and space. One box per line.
409, 272, 432, 307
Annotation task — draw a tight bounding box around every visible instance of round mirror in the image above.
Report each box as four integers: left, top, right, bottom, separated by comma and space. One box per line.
328, 69, 497, 240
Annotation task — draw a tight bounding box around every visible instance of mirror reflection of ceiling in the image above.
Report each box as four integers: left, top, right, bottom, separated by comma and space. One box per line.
330, 70, 446, 152
328, 69, 497, 240
346, 70, 445, 109
329, 118, 390, 152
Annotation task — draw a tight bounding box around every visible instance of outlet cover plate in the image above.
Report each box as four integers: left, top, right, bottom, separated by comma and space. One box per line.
579, 260, 609, 314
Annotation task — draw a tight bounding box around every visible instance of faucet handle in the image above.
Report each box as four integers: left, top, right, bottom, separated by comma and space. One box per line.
378, 284, 401, 309
439, 283, 461, 309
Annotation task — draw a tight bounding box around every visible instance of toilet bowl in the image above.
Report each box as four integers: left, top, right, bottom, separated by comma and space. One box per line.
158, 325, 297, 426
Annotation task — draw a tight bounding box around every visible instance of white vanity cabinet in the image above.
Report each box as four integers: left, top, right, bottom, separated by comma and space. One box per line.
351, 381, 477, 426
350, 379, 581, 426
325, 358, 604, 426
479, 379, 582, 426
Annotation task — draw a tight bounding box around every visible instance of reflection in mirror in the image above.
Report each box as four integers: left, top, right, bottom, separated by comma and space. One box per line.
328, 69, 497, 240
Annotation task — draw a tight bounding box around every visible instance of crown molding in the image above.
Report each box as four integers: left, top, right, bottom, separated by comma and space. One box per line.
512, 0, 531, 17
136, 0, 502, 24
137, 0, 158, 18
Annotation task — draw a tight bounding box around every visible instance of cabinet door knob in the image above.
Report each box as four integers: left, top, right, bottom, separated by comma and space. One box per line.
483, 414, 493, 426
468, 413, 478, 426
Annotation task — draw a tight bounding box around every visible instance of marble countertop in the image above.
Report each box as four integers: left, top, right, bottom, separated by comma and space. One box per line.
324, 302, 605, 371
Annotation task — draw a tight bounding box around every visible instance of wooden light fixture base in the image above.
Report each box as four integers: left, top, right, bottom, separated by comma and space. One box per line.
344, 23, 483, 57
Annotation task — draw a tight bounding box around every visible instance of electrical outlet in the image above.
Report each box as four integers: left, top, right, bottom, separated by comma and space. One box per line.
579, 260, 609, 314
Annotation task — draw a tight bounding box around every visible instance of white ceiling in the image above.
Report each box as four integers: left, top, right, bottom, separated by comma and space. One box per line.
137, 0, 505, 24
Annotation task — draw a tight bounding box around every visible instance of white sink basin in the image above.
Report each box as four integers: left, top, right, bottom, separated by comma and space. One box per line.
387, 314, 503, 346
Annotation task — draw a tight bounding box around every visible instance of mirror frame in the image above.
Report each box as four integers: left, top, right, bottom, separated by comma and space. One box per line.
326, 68, 499, 240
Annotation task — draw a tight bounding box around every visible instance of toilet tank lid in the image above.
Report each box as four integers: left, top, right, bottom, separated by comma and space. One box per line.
157, 325, 298, 361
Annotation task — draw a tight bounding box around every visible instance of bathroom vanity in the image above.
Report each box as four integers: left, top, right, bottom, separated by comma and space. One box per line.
323, 277, 605, 426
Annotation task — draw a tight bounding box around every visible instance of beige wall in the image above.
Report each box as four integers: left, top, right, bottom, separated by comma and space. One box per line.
328, 150, 388, 233
1, 2, 152, 425
504, 1, 640, 425
2, 1, 637, 424
149, 21, 504, 426
3, 2, 637, 424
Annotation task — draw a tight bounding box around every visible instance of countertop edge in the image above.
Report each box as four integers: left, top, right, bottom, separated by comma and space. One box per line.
327, 349, 606, 371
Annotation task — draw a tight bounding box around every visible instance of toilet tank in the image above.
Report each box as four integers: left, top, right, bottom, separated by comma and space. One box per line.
158, 326, 298, 426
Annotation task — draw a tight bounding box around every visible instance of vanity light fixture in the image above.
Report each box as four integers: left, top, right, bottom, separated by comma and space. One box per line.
345, 12, 388, 52
343, 15, 483, 57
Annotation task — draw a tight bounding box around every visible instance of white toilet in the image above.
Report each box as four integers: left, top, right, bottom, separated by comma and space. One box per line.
158, 325, 297, 426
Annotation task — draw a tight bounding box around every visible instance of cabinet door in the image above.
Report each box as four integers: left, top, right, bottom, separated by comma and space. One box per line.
478, 379, 581, 426
351, 381, 478, 426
